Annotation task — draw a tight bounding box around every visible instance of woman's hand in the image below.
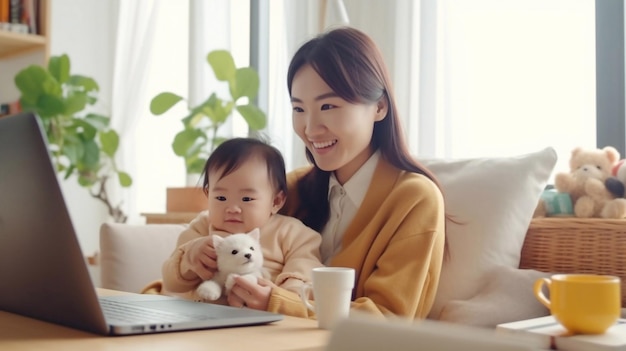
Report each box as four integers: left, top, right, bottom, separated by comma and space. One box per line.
185, 236, 217, 280
227, 277, 274, 310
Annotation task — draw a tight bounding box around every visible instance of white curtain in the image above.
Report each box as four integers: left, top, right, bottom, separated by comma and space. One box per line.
110, 0, 162, 223
109, 1, 191, 220
420, 0, 596, 169
189, 0, 236, 116
262, 1, 295, 169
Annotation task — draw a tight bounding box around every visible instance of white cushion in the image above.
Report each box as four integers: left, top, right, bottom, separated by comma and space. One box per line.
422, 147, 557, 319
99, 222, 185, 293
437, 265, 551, 327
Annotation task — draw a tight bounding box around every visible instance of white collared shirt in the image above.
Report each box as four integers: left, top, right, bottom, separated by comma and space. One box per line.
320, 152, 380, 264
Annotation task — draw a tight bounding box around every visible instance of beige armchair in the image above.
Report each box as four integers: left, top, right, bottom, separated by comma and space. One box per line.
99, 222, 185, 293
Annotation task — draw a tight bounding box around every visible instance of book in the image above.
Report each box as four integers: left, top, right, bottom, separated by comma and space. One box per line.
0, 0, 9, 23
22, 0, 36, 34
496, 315, 626, 351
9, 0, 19, 24
0, 0, 38, 34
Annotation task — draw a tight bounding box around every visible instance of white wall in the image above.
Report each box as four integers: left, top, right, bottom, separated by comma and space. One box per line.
49, 0, 118, 256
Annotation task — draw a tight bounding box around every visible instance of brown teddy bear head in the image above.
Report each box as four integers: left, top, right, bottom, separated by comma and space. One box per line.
568, 146, 620, 183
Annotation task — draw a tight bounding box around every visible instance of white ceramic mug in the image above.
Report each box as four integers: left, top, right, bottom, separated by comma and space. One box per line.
300, 267, 355, 329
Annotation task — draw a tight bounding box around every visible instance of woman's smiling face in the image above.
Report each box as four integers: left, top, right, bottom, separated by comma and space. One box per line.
290, 64, 386, 184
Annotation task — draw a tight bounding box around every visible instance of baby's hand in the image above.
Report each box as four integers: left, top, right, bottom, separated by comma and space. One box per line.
186, 236, 217, 280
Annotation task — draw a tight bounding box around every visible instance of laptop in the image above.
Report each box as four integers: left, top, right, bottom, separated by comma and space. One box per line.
0, 112, 283, 336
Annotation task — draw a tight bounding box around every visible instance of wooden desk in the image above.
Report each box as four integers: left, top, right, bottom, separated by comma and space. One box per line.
0, 289, 329, 351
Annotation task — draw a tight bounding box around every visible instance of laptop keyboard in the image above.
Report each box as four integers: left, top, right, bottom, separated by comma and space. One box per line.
100, 298, 212, 324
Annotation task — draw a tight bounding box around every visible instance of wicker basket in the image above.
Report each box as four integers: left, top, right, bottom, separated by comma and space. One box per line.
520, 217, 626, 306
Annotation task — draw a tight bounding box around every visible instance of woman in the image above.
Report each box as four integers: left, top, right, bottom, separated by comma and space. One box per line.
228, 26, 446, 319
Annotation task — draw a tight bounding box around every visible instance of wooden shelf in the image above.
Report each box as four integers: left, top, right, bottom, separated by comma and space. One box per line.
0, 0, 49, 114
0, 0, 49, 60
0, 31, 47, 59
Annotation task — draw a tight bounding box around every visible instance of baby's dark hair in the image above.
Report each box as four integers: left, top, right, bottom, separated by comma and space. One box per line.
201, 137, 287, 197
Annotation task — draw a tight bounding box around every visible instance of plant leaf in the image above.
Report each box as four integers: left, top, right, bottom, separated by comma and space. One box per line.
186, 138, 207, 158
187, 158, 206, 174
62, 134, 84, 165
150, 92, 183, 115
207, 50, 236, 82
179, 111, 196, 128
100, 129, 120, 157
118, 171, 132, 187
84, 113, 111, 129
72, 118, 98, 140
200, 93, 232, 125
236, 104, 267, 130
78, 172, 96, 187
48, 54, 70, 84
40, 75, 63, 97
14, 65, 55, 105
13, 53, 132, 223
80, 139, 100, 168
63, 164, 74, 180
172, 129, 206, 157
65, 91, 88, 115
68, 75, 100, 94
231, 67, 259, 100
36, 95, 66, 117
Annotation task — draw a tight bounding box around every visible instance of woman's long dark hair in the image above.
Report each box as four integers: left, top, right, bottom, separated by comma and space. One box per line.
287, 26, 442, 232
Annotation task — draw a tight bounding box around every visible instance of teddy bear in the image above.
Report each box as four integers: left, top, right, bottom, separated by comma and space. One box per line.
554, 146, 626, 218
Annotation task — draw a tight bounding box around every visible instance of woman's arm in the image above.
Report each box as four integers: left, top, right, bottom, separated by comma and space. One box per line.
350, 228, 443, 318
342, 176, 446, 319
265, 227, 443, 319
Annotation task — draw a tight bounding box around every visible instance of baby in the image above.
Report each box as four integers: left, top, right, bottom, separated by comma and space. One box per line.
161, 137, 324, 305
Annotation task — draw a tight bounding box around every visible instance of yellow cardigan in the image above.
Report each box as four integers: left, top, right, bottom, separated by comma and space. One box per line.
267, 158, 446, 319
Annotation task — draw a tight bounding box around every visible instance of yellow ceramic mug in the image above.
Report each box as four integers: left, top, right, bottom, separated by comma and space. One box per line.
534, 274, 621, 334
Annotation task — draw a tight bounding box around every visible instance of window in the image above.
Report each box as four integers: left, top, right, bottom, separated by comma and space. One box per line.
433, 0, 596, 178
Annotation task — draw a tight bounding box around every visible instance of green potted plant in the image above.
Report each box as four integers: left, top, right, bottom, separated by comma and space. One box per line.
14, 54, 132, 223
150, 49, 267, 176
149, 49, 266, 212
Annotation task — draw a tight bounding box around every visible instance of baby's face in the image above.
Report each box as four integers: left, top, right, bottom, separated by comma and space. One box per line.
207, 157, 280, 234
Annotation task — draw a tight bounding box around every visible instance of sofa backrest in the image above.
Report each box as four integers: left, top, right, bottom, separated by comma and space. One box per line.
99, 222, 185, 293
